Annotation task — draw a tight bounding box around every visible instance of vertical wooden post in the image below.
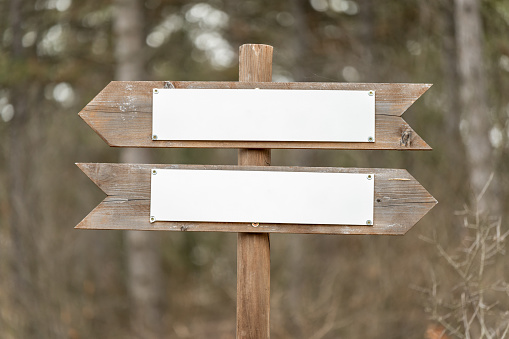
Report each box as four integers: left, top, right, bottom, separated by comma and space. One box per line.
236, 44, 273, 339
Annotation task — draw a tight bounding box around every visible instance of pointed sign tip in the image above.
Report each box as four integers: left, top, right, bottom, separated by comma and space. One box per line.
75, 214, 89, 229
76, 162, 89, 171
76, 163, 109, 195
398, 118, 432, 150
397, 83, 433, 117
401, 199, 437, 235
75, 220, 94, 230
78, 109, 87, 120
78, 107, 115, 146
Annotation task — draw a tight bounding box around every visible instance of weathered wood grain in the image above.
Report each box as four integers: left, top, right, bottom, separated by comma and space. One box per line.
79, 80, 431, 150
76, 163, 437, 235
236, 44, 271, 339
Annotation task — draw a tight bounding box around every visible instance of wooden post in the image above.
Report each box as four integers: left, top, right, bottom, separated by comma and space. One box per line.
236, 44, 272, 339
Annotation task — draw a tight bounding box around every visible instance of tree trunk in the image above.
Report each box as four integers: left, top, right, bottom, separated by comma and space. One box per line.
455, 0, 498, 213
359, 0, 374, 69
113, 0, 163, 338
7, 0, 43, 337
440, 0, 469, 217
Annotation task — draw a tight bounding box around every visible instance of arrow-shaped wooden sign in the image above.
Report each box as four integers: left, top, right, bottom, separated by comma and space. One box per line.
79, 81, 431, 150
76, 163, 437, 235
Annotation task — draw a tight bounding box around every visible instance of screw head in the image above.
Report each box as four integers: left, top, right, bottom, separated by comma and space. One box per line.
367, 174, 372, 180
152, 169, 157, 175
366, 220, 372, 225
368, 90, 374, 96
368, 136, 374, 142
252, 222, 259, 227
152, 134, 158, 140
154, 89, 159, 94
150, 216, 155, 223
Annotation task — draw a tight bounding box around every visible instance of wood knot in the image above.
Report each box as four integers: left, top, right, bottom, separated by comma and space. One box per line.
180, 225, 188, 231
164, 81, 175, 89
401, 130, 412, 147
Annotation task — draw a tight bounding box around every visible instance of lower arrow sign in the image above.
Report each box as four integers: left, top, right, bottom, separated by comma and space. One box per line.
76, 163, 436, 235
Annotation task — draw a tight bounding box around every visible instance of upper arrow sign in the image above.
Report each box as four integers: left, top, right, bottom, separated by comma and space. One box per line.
79, 81, 432, 150
76, 163, 437, 235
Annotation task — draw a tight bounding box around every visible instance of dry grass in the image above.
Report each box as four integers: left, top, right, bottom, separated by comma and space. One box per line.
418, 199, 509, 338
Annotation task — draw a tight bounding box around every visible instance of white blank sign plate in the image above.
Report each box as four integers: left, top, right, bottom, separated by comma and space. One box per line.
150, 169, 374, 225
152, 89, 375, 142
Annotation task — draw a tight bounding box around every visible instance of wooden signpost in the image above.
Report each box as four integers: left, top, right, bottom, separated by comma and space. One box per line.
77, 44, 436, 338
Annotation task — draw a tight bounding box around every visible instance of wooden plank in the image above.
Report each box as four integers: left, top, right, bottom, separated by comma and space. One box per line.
236, 43, 271, 339
79, 80, 432, 150
76, 162, 437, 235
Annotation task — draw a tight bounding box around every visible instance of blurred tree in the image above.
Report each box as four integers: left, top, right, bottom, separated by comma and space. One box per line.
7, 0, 36, 336
113, 0, 163, 338
437, 0, 470, 233
455, 0, 499, 213
4, 0, 67, 337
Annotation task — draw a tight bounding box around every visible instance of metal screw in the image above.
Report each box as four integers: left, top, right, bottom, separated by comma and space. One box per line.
366, 220, 372, 225
368, 136, 374, 142
368, 90, 374, 96
367, 174, 372, 180
152, 134, 158, 140
152, 169, 157, 175
252, 222, 259, 227
154, 89, 159, 94
150, 216, 155, 223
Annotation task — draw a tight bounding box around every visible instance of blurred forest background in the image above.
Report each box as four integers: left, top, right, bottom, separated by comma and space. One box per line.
1, 0, 509, 338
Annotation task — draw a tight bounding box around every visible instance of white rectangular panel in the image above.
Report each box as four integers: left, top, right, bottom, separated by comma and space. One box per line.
150, 169, 374, 225
152, 89, 375, 142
